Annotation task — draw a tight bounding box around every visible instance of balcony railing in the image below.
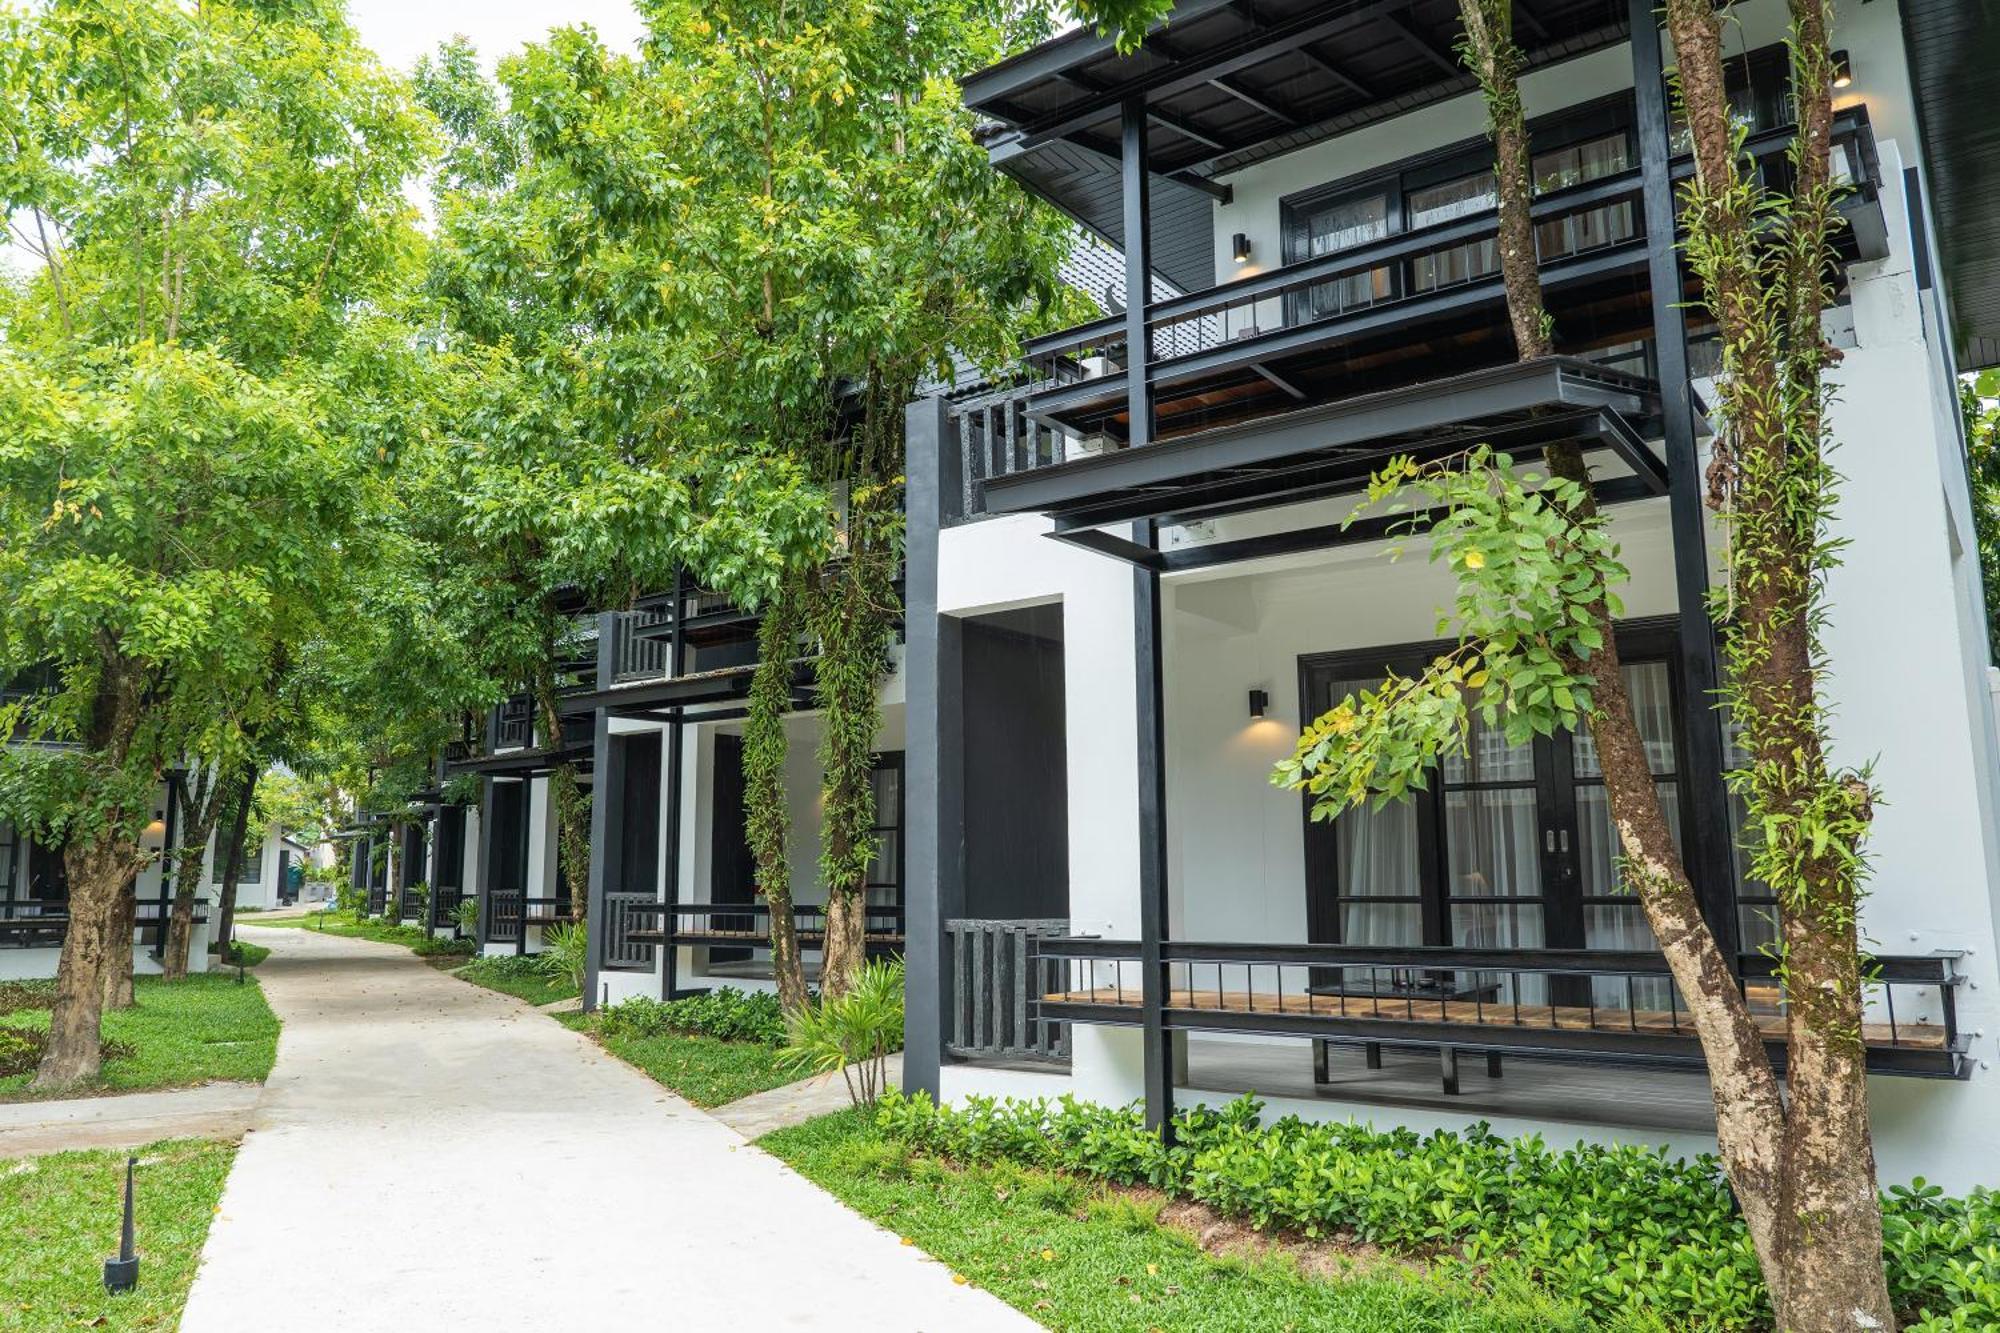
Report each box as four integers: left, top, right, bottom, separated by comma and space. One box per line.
947, 918, 1072, 1065
602, 890, 658, 971
625, 901, 905, 951
1027, 937, 1969, 1081
951, 108, 1880, 517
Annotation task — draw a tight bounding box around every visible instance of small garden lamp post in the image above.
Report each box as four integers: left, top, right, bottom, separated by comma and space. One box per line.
102, 1155, 139, 1293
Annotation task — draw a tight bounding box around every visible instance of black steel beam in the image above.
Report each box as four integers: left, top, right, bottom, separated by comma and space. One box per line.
1630, 0, 1740, 963
1121, 98, 1155, 452
1050, 524, 1168, 569
1118, 474, 1660, 575
1206, 74, 1302, 127
582, 612, 619, 1013
1379, 11, 1462, 78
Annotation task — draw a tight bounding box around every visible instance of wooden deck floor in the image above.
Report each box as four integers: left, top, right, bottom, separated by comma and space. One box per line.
1042, 987, 1944, 1049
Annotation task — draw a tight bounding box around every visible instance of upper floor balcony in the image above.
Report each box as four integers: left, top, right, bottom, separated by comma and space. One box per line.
951, 2, 1890, 537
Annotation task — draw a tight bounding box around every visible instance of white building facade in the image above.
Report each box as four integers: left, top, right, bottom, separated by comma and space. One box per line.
895, 0, 2000, 1194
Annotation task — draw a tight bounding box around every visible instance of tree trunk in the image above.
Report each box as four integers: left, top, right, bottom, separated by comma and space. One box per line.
812, 535, 896, 1001
214, 760, 257, 953
36, 839, 136, 1089
102, 878, 136, 1010
1661, 3, 1894, 1325
1457, 2, 1864, 1318
163, 766, 220, 980
745, 573, 810, 1015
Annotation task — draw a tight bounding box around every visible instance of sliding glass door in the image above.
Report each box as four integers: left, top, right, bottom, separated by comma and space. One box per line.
1302, 624, 1702, 1014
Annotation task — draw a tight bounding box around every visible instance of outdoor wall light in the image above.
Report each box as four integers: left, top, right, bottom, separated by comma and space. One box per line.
1248, 688, 1269, 719
144, 814, 165, 840
1831, 49, 1852, 89
1232, 232, 1252, 265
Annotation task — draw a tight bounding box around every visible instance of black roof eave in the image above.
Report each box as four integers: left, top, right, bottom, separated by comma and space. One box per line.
980, 356, 1662, 525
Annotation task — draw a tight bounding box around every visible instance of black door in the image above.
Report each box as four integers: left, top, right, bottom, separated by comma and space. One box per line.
1301, 623, 1693, 1011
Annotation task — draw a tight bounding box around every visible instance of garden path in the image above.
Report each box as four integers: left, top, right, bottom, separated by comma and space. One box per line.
181, 925, 1033, 1331
0, 1082, 259, 1157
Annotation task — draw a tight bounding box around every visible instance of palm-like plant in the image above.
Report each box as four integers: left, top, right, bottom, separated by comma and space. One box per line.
537, 922, 589, 996
779, 958, 904, 1108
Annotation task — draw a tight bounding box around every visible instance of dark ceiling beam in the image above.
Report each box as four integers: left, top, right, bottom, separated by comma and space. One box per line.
1206, 75, 1304, 127
1380, 11, 1463, 78
1143, 105, 1236, 153
1147, 28, 1306, 130
1293, 45, 1379, 102
1009, 5, 1408, 151
1512, 1, 1550, 42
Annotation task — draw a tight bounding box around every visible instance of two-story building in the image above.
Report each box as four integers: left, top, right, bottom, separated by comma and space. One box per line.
896, 0, 2000, 1193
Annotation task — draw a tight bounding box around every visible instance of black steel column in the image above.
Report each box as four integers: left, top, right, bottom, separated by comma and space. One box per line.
583, 611, 620, 1012
1133, 519, 1174, 1131
475, 779, 497, 951
1630, 1, 1740, 962
903, 394, 963, 1098
660, 569, 688, 1000
1120, 95, 1153, 451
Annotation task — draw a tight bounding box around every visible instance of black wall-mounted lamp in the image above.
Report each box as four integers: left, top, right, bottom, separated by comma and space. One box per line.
1248, 688, 1269, 719
1831, 49, 1852, 89
1232, 232, 1252, 265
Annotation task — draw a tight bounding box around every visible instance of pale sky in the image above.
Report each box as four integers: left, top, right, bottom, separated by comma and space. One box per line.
344, 0, 650, 75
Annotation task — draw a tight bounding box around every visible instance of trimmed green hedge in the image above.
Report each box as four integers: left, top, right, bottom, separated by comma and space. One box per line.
597, 987, 787, 1046
875, 1091, 1996, 1330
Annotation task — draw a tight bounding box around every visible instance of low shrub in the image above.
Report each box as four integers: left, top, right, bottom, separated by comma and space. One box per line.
781, 959, 905, 1108
598, 987, 788, 1046
538, 921, 589, 994
0, 1025, 135, 1078
874, 1090, 1998, 1331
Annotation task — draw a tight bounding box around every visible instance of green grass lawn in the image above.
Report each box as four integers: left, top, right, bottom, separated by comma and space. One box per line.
560, 1013, 798, 1107
0, 972, 280, 1101
0, 1139, 234, 1331
212, 939, 270, 967
250, 910, 475, 959
761, 1111, 1626, 1333
456, 955, 579, 1006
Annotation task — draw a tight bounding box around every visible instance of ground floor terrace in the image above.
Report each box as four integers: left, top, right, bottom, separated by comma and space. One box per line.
896, 160, 2000, 1188
439, 595, 914, 1003
0, 778, 225, 981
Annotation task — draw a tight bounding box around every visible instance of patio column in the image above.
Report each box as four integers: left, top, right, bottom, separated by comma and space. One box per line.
584, 611, 620, 1012
903, 394, 963, 1099
1133, 519, 1174, 1131
1121, 95, 1153, 450
1629, 0, 1740, 960
660, 569, 688, 1001
475, 777, 497, 951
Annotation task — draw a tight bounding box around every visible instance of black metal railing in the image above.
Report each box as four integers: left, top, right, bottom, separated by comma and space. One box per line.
1027, 937, 1968, 1080
951, 109, 1880, 514
946, 918, 1071, 1065
625, 901, 905, 950
493, 695, 534, 750
602, 891, 658, 970
0, 899, 68, 948
611, 606, 673, 684
431, 886, 465, 934
487, 890, 523, 944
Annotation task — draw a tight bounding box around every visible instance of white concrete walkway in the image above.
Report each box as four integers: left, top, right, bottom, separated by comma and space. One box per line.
182, 926, 1033, 1332
0, 1082, 259, 1158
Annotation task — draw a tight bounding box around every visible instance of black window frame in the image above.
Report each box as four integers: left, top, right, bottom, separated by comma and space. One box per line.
1298, 617, 1702, 960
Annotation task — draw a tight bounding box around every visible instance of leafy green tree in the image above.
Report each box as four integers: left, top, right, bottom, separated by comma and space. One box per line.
1279, 2, 1894, 1322
1964, 370, 2000, 660
0, 0, 429, 1087
404, 5, 1072, 1004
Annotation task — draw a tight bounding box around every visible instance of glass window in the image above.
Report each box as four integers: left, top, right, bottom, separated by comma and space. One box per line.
1294, 191, 1394, 320
1315, 676, 1423, 946
1408, 170, 1499, 293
